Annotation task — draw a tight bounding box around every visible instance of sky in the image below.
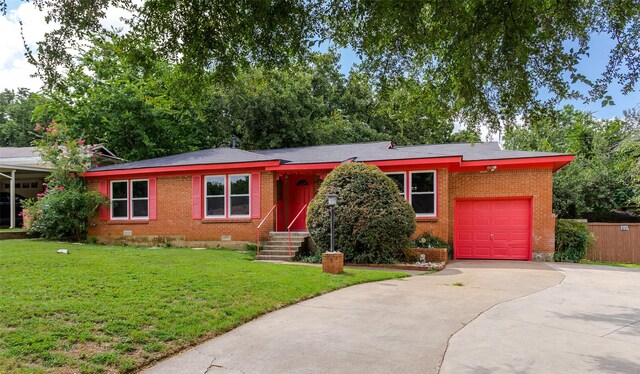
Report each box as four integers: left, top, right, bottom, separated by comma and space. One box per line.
1, 0, 637, 119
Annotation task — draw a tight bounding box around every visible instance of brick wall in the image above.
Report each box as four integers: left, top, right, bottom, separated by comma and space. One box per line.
88, 172, 276, 246
88, 166, 556, 259
448, 168, 555, 258
414, 168, 449, 240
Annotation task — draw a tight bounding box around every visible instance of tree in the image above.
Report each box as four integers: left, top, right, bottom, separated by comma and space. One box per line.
306, 163, 416, 263
41, 39, 462, 158
504, 106, 638, 220
37, 35, 216, 161
5, 0, 638, 128
0, 88, 49, 146
22, 122, 106, 241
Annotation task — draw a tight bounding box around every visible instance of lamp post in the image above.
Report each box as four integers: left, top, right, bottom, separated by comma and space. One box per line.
322, 193, 343, 274
327, 193, 337, 252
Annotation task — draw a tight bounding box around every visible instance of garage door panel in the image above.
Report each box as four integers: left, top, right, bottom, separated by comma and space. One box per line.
493, 232, 510, 241
474, 246, 492, 256
456, 245, 474, 257
455, 198, 531, 260
492, 245, 510, 257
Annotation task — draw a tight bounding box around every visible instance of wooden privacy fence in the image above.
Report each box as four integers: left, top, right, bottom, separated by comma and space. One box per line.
586, 223, 640, 264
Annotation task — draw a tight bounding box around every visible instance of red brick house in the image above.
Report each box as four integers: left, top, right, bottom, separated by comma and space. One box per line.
84, 141, 573, 261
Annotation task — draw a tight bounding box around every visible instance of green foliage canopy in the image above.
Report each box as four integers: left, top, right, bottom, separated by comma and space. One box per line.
504, 105, 639, 220
33, 37, 475, 160
4, 0, 638, 127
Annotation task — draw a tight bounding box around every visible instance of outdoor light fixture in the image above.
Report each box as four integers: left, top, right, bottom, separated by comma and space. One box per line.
327, 193, 338, 207
487, 165, 497, 172
327, 194, 338, 252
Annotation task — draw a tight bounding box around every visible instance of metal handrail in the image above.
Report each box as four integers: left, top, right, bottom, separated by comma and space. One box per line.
287, 203, 308, 257
256, 204, 278, 257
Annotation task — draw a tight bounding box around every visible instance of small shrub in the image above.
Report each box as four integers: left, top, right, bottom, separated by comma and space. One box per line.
307, 163, 416, 264
554, 219, 595, 262
296, 251, 323, 263
415, 232, 452, 259
244, 243, 262, 253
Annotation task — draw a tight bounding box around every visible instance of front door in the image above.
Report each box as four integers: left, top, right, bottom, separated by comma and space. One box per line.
288, 176, 314, 230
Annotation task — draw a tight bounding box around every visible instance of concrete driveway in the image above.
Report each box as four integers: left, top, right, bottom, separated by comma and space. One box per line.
144, 261, 563, 374
441, 263, 640, 374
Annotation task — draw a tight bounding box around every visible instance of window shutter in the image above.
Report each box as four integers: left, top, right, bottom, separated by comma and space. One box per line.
148, 178, 157, 220
250, 172, 261, 218
192, 175, 202, 220
98, 180, 109, 221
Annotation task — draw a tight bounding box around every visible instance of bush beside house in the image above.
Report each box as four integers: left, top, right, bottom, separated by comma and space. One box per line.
554, 219, 595, 262
22, 123, 107, 241
306, 163, 416, 264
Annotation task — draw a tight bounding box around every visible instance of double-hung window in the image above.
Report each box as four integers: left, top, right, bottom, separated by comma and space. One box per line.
205, 174, 250, 218
111, 181, 128, 219
410, 171, 436, 216
205, 176, 226, 217
385, 172, 406, 198
110, 180, 149, 219
131, 180, 149, 218
229, 175, 250, 216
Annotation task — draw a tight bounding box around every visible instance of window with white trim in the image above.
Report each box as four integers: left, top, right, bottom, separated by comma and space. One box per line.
229, 174, 250, 216
111, 181, 128, 219
385, 172, 405, 198
410, 171, 436, 215
205, 176, 225, 217
131, 180, 149, 218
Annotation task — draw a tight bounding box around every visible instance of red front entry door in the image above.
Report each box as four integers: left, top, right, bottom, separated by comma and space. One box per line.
289, 176, 314, 230
454, 198, 532, 260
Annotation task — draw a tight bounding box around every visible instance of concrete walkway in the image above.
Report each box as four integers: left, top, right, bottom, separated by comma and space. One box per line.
143, 261, 562, 374
441, 263, 640, 374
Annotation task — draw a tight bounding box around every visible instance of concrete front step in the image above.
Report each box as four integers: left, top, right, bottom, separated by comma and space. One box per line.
255, 255, 295, 261
265, 241, 305, 247
269, 231, 310, 237
259, 249, 298, 256
257, 232, 309, 262
263, 244, 301, 249
266, 237, 306, 243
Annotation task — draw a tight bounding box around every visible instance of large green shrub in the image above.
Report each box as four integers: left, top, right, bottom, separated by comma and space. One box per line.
554, 219, 595, 262
306, 163, 416, 263
26, 179, 105, 241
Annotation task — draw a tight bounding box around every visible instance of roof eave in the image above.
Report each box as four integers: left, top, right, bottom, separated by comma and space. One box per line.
83, 160, 281, 178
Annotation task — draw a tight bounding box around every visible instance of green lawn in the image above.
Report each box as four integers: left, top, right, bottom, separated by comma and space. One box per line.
579, 259, 640, 269
0, 240, 407, 373
0, 228, 25, 232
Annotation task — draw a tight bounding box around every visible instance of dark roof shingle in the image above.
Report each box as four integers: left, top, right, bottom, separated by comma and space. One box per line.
88, 141, 570, 172
88, 147, 278, 171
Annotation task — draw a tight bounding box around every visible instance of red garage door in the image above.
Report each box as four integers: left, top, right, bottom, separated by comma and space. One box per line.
454, 198, 532, 260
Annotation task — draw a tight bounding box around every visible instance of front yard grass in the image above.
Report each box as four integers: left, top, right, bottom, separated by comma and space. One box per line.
579, 259, 640, 269
0, 240, 407, 373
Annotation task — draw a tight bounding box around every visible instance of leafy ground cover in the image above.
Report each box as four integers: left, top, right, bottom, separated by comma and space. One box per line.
579, 259, 640, 269
0, 240, 407, 373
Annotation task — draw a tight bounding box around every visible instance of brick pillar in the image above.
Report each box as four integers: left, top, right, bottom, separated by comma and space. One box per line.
322, 252, 344, 274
